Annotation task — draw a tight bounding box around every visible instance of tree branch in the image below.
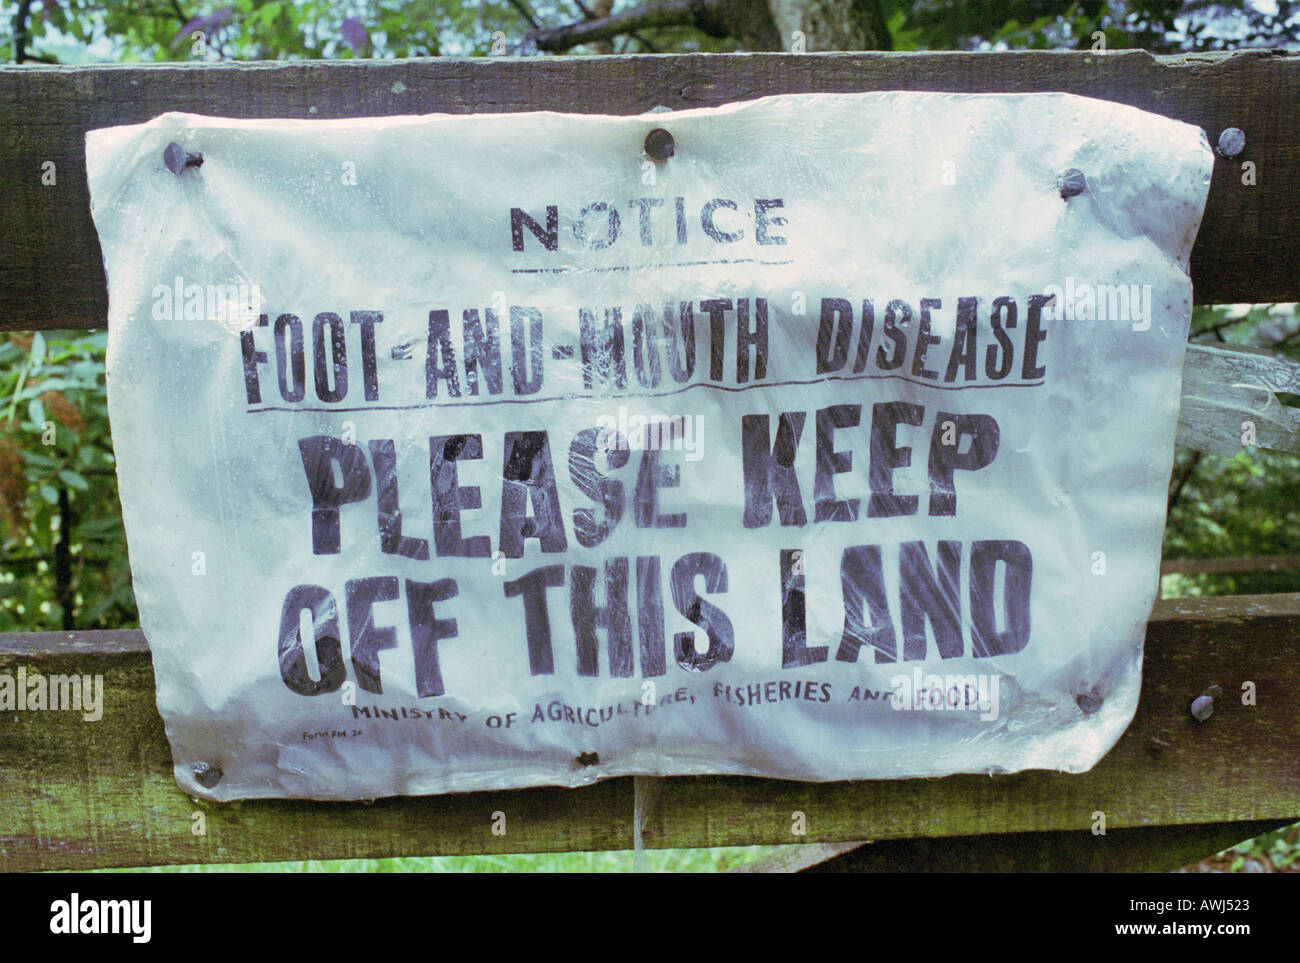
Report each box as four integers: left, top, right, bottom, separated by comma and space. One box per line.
1168, 450, 1202, 515
504, 0, 542, 31
570, 0, 659, 53
11, 0, 34, 64
55, 486, 74, 630
530, 0, 740, 52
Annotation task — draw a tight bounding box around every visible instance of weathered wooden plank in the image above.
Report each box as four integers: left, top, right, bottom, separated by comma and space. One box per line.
0, 50, 1297, 331
780, 820, 1295, 873
0, 593, 1296, 871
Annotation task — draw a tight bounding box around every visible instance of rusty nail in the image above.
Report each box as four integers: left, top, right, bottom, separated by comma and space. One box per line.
1216, 127, 1246, 159
1147, 734, 1172, 751
1057, 168, 1087, 199
1076, 691, 1103, 714
193, 761, 223, 787
1190, 695, 1214, 722
644, 128, 675, 161
164, 141, 204, 176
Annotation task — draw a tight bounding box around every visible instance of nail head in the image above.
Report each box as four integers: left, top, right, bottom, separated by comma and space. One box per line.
193, 761, 223, 787
164, 141, 203, 176
1190, 695, 1214, 722
1076, 692, 1102, 714
1216, 127, 1246, 159
644, 128, 675, 161
1057, 168, 1087, 199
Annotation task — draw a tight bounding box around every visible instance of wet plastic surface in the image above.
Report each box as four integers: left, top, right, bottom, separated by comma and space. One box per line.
85, 91, 1213, 800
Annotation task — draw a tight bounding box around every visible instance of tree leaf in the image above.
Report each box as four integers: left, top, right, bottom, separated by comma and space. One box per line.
57, 470, 88, 491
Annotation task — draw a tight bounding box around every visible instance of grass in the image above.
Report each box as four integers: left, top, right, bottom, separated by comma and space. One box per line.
101, 846, 785, 873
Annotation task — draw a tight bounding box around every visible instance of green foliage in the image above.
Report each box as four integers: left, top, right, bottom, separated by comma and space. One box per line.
1226, 825, 1300, 872
892, 0, 1300, 52
1161, 304, 1300, 597
0, 331, 135, 632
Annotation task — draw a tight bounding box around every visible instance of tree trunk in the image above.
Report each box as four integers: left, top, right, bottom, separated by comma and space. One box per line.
766, 0, 892, 51
529, 0, 891, 54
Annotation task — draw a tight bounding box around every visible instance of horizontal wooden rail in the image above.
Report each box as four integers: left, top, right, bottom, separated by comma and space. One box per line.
1, 49, 1299, 331
0, 593, 1296, 871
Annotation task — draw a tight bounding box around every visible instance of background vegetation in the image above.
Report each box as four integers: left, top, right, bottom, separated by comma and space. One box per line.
4, 0, 1297, 871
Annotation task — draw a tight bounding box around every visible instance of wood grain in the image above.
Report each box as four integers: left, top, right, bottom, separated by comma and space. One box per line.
0, 50, 1297, 330
1, 593, 1296, 871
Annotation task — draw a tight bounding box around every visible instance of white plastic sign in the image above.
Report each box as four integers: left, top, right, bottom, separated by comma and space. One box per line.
85, 92, 1213, 800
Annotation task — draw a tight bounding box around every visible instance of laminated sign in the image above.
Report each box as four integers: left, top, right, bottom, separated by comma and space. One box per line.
86, 92, 1214, 800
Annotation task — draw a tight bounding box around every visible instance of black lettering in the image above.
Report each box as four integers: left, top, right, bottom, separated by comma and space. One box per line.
369, 439, 430, 560
741, 412, 807, 527
500, 431, 568, 557
571, 558, 633, 677
298, 435, 372, 554
875, 299, 911, 371
814, 404, 861, 523
503, 565, 566, 675
816, 298, 852, 374
350, 310, 381, 401
431, 434, 491, 557
928, 413, 1000, 516
670, 552, 734, 671
867, 402, 922, 518
406, 577, 459, 697
510, 306, 544, 395
571, 427, 629, 548
462, 309, 503, 396
579, 307, 627, 391
425, 309, 460, 398
346, 576, 399, 694
985, 296, 1016, 380
754, 199, 787, 245
911, 298, 942, 379
970, 540, 1032, 657
835, 545, 897, 663
943, 298, 977, 383
634, 448, 686, 528
900, 541, 963, 660
701, 198, 743, 242
781, 548, 826, 667
736, 298, 768, 383
511, 206, 558, 252
277, 584, 345, 695
637, 556, 667, 677
275, 313, 306, 402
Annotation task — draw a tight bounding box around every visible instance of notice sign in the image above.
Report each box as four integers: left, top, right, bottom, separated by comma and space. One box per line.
87, 92, 1213, 800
